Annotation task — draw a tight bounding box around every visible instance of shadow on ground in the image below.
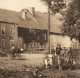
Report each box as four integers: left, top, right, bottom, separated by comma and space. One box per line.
0, 69, 80, 78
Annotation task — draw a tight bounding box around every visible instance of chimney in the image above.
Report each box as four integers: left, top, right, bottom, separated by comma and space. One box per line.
21, 9, 26, 20
28, 7, 35, 16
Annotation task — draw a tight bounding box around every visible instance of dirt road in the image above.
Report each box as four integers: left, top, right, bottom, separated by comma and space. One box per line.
0, 54, 46, 71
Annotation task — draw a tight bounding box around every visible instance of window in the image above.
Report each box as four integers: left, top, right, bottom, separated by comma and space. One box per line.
1, 25, 5, 35
10, 27, 14, 36
1, 39, 5, 49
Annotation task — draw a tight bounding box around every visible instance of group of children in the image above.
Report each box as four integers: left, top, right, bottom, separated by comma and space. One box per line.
43, 44, 63, 70
30, 44, 79, 78
43, 44, 78, 70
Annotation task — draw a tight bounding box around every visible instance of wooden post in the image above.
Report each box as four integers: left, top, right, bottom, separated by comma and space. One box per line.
48, 5, 51, 54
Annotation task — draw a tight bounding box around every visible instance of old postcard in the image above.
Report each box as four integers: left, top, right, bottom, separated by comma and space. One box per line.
0, 0, 80, 78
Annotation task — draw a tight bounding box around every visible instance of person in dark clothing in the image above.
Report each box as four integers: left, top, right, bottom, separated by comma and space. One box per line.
33, 67, 39, 78
11, 44, 16, 58
56, 44, 62, 55
33, 67, 46, 78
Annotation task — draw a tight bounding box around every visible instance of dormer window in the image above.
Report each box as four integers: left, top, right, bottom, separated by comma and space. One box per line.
21, 8, 37, 22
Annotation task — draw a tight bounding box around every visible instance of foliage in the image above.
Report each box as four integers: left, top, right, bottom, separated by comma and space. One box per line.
41, 0, 80, 42
41, 0, 66, 14
62, 0, 80, 42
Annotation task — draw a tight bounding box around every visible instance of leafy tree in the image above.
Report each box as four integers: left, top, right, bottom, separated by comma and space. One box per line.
62, 0, 80, 42
41, 0, 80, 42
41, 0, 66, 14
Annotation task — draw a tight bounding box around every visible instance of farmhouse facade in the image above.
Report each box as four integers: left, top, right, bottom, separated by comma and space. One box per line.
0, 8, 78, 52
0, 8, 48, 52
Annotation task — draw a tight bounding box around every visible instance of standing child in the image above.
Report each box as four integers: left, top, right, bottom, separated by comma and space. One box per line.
44, 56, 49, 69
58, 56, 62, 70
72, 59, 77, 70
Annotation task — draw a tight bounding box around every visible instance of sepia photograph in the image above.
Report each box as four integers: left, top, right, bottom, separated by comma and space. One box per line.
0, 0, 80, 78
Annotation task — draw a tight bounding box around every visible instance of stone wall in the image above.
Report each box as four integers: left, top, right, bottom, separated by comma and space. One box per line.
0, 22, 18, 52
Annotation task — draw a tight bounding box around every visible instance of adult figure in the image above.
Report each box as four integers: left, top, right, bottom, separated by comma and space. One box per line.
56, 44, 62, 55
53, 52, 58, 67
56, 44, 62, 70
11, 44, 16, 58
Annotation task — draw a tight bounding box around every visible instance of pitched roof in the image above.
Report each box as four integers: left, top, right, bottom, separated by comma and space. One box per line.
35, 12, 63, 33
0, 8, 63, 33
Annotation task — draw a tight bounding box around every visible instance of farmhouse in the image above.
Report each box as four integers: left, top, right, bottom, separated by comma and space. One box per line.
0, 8, 78, 52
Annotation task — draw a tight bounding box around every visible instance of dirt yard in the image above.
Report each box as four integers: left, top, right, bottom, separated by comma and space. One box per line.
0, 53, 80, 78
0, 54, 46, 71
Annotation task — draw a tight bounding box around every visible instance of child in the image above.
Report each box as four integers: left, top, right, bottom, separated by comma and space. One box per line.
72, 59, 77, 70
58, 56, 62, 70
44, 56, 49, 69
33, 67, 39, 78
33, 67, 45, 78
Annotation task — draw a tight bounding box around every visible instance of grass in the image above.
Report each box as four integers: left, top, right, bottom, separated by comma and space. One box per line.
0, 53, 80, 78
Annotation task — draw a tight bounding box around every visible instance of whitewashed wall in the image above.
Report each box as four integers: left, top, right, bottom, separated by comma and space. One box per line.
50, 34, 78, 49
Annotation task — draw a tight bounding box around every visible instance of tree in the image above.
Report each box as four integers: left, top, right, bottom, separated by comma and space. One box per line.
62, 0, 80, 42
41, 0, 66, 14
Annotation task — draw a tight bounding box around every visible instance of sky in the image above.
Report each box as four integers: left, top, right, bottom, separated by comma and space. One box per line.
0, 0, 47, 12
